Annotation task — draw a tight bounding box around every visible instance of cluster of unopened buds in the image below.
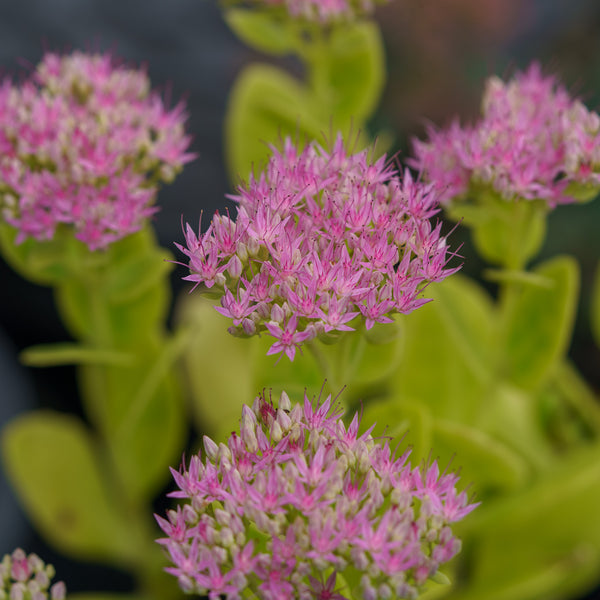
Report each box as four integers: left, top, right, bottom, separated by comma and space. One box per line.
411, 62, 600, 207
157, 389, 477, 600
0, 549, 66, 600
0, 51, 194, 250
224, 0, 390, 24
179, 135, 460, 360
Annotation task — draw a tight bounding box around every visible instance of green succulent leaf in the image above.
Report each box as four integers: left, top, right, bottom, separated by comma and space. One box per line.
389, 275, 494, 424
477, 384, 555, 473
309, 22, 385, 124
53, 227, 171, 343
563, 180, 600, 203
361, 398, 528, 497
451, 440, 600, 600
252, 335, 325, 405
331, 320, 404, 388
361, 398, 433, 464
548, 360, 600, 440
433, 418, 530, 497
177, 294, 256, 441
225, 9, 296, 56
502, 255, 579, 391
54, 277, 96, 340
431, 274, 495, 385
225, 64, 324, 183
0, 222, 76, 285
55, 267, 170, 347
1, 412, 137, 565
104, 335, 187, 503
105, 247, 173, 305
451, 192, 547, 269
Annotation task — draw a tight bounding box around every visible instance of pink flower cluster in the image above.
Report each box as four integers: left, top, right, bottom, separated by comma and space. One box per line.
0, 51, 194, 250
411, 63, 600, 207
157, 390, 477, 600
179, 136, 459, 360
0, 548, 66, 600
227, 0, 389, 23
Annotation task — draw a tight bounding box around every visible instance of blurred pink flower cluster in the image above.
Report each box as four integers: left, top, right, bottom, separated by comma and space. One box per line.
180, 136, 459, 360
158, 390, 476, 600
411, 63, 600, 207
0, 51, 194, 250
0, 548, 66, 600
226, 0, 389, 23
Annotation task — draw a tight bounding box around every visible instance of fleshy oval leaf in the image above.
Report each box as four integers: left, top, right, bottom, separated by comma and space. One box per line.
503, 255, 579, 391
1, 411, 137, 565
225, 9, 296, 56
225, 64, 323, 183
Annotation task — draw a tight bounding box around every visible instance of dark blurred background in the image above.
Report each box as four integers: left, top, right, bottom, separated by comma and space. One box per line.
0, 0, 599, 597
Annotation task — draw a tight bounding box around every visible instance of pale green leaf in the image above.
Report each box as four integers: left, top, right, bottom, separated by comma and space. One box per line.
454, 192, 547, 269
451, 440, 600, 600
252, 334, 325, 404
0, 222, 74, 285
310, 22, 385, 123
478, 384, 555, 472
176, 293, 256, 441
361, 398, 433, 464
503, 255, 579, 390
106, 336, 187, 502
483, 268, 553, 289
334, 320, 404, 387
1, 412, 138, 565
550, 360, 600, 436
105, 247, 173, 304
225, 9, 296, 56
389, 275, 494, 424
433, 418, 530, 497
225, 64, 324, 182
430, 274, 495, 385
564, 180, 600, 203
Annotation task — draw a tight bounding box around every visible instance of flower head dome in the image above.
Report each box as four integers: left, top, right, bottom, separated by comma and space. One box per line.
157, 389, 477, 599
179, 135, 460, 360
0, 51, 195, 250
411, 62, 600, 207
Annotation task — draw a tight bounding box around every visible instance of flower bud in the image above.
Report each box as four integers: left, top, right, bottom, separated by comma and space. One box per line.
236, 242, 249, 262
270, 304, 285, 323
203, 436, 219, 462
227, 255, 243, 279
279, 390, 291, 412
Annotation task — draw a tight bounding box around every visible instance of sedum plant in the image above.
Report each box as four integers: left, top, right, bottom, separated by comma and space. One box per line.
0, 4, 599, 600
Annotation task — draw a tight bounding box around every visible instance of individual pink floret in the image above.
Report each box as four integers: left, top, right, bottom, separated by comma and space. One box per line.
411, 62, 600, 208
157, 389, 478, 599
179, 135, 460, 360
0, 51, 194, 250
